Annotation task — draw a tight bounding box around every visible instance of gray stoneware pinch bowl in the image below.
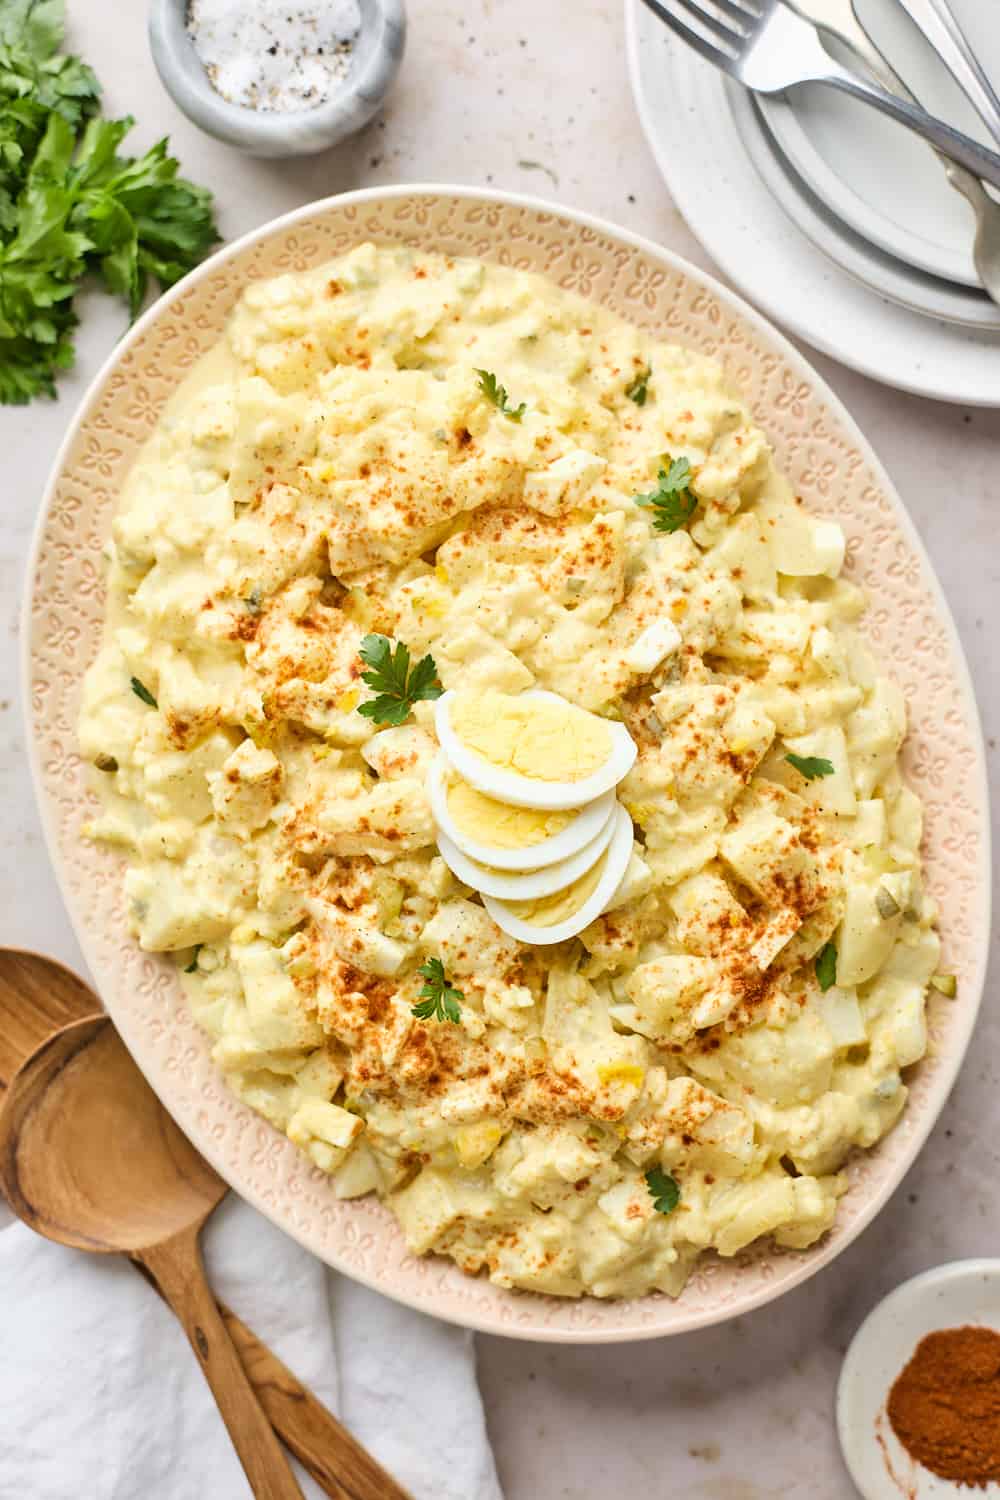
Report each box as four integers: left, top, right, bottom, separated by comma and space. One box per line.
148, 0, 405, 158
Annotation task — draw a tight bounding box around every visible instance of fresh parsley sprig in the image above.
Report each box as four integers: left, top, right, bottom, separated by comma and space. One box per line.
356, 634, 442, 727
786, 752, 835, 782
815, 940, 838, 992
634, 456, 698, 534
0, 0, 218, 403
645, 1165, 681, 1216
411, 958, 463, 1024
475, 368, 526, 422
625, 365, 651, 406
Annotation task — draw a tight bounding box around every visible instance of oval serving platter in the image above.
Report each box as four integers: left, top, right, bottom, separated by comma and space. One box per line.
24, 187, 990, 1343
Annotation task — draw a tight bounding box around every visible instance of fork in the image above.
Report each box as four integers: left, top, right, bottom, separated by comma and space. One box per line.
638, 0, 1000, 191
896, 0, 1000, 146
795, 0, 1000, 304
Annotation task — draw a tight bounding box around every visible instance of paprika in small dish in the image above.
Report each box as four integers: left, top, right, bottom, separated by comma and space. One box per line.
838, 1260, 1000, 1498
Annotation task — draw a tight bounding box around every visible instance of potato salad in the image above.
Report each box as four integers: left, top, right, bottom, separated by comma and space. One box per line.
78, 244, 941, 1299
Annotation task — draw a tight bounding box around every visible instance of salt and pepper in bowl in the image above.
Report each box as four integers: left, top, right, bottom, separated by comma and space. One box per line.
149, 0, 405, 157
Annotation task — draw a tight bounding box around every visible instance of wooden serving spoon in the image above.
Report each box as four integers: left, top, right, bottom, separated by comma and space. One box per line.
0, 947, 100, 1089
0, 951, 411, 1500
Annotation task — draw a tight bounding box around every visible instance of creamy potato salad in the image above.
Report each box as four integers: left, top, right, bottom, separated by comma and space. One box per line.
79, 245, 941, 1299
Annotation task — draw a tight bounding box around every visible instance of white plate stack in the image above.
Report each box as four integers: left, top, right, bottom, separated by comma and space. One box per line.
626, 0, 1000, 405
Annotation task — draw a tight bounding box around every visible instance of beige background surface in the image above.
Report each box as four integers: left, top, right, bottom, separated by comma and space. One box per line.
2, 2, 998, 1495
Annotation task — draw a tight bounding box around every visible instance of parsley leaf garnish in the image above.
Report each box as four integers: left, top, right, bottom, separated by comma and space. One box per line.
356, 634, 443, 727
130, 675, 157, 708
625, 365, 652, 406
475, 368, 526, 422
815, 941, 838, 992
645, 1165, 681, 1216
786, 752, 835, 781
411, 958, 463, 1024
0, 0, 218, 403
184, 944, 202, 974
634, 456, 698, 533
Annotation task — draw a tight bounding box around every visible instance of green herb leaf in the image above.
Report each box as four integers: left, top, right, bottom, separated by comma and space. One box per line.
815, 941, 838, 992
130, 675, 157, 708
645, 1165, 681, 1216
184, 945, 202, 974
475, 368, 526, 422
0, 6, 218, 403
785, 752, 835, 781
625, 365, 651, 406
411, 957, 463, 1024
634, 456, 698, 533
356, 633, 442, 726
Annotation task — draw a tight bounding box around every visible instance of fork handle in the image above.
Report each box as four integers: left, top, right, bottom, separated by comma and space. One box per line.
820, 64, 1000, 191
896, 0, 1000, 147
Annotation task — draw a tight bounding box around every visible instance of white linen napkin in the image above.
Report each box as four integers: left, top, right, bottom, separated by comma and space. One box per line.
0, 1194, 504, 1500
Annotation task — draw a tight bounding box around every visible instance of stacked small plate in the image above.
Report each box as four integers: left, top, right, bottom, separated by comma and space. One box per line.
626, 0, 1000, 405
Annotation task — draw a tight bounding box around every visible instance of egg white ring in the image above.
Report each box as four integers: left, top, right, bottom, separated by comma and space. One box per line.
437, 808, 618, 900
434, 689, 637, 811
428, 754, 616, 871
483, 804, 635, 946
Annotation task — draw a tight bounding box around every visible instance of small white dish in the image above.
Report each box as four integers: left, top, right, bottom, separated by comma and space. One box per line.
729, 84, 1000, 331
758, 0, 998, 289
626, 0, 1000, 406
149, 0, 405, 158
837, 1260, 1000, 1498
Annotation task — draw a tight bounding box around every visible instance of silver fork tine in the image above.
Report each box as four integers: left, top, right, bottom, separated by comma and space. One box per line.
707, 0, 762, 23
637, 0, 737, 71
672, 0, 746, 47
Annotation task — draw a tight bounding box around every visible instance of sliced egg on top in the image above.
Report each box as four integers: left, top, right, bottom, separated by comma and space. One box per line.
483, 804, 635, 946
434, 688, 637, 811
436, 807, 618, 901
428, 755, 616, 871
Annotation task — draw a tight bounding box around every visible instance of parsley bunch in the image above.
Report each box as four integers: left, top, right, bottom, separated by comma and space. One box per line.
0, 0, 218, 403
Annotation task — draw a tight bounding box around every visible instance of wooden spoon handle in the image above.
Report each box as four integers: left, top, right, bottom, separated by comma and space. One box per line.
135, 1226, 305, 1500
218, 1302, 415, 1500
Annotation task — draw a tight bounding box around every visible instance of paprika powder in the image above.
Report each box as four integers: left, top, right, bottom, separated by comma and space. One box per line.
886, 1324, 1000, 1486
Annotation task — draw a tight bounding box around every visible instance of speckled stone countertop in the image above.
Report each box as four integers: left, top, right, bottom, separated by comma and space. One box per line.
2, 3, 997, 1496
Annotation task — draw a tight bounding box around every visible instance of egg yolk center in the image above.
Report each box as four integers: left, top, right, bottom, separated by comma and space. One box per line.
498, 849, 608, 927
446, 776, 573, 849
449, 690, 613, 783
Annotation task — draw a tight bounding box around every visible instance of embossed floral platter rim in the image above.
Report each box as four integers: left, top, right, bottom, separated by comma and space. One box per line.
23, 186, 991, 1342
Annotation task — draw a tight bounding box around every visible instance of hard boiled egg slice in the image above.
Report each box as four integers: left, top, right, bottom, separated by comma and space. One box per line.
428, 755, 616, 871
483, 805, 635, 946
434, 688, 636, 811
436, 809, 618, 901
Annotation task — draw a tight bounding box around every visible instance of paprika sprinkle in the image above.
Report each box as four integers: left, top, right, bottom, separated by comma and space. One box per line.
886, 1325, 1000, 1487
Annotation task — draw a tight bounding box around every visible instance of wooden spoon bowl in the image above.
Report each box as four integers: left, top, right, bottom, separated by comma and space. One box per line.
0, 947, 101, 1096
1, 1015, 226, 1253
0, 952, 411, 1500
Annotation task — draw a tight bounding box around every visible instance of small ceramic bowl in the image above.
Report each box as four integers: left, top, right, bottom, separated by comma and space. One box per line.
837, 1260, 1000, 1498
148, 0, 405, 158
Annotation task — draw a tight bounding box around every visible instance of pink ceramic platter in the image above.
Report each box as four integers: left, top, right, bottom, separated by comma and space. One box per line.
24, 187, 990, 1342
